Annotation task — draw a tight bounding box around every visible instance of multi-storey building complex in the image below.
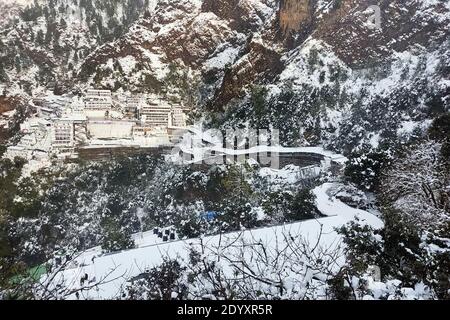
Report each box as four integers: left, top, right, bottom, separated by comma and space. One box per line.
138, 100, 171, 127
52, 121, 74, 150
83, 89, 113, 119
124, 96, 142, 118
85, 89, 112, 98
4, 89, 190, 164
169, 106, 187, 128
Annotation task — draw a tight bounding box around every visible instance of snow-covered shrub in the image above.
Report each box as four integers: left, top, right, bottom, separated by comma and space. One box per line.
344, 147, 391, 192
328, 183, 370, 210
100, 216, 135, 253
336, 137, 450, 299
380, 140, 449, 228
123, 258, 188, 300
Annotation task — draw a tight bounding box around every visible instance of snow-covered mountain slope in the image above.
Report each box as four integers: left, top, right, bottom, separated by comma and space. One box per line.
266, 37, 450, 152
1, 0, 449, 152
0, 0, 154, 95
75, 0, 278, 96
202, 1, 449, 152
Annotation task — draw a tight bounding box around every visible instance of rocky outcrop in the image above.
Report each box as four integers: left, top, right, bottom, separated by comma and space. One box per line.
278, 0, 313, 35
210, 37, 284, 110
202, 0, 275, 32
198, 0, 450, 110
78, 0, 239, 90
314, 0, 450, 67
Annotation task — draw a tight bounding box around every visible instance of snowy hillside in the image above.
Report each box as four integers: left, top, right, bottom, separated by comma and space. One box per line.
0, 0, 154, 96
45, 182, 384, 300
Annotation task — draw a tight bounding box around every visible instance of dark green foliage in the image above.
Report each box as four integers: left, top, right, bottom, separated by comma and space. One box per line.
0, 145, 6, 157
251, 85, 269, 128
429, 112, 450, 142
0, 257, 36, 300
0, 157, 52, 290
14, 56, 21, 73
336, 206, 449, 296
100, 216, 135, 253
285, 188, 320, 222
0, 63, 8, 83
308, 48, 319, 70
206, 79, 356, 147
142, 73, 163, 94
338, 221, 383, 274
333, 211, 424, 299
217, 200, 257, 231
173, 208, 210, 239
20, 2, 44, 22
4, 0, 151, 93
429, 107, 450, 160
262, 190, 293, 223
344, 147, 391, 191
319, 71, 326, 84
263, 188, 320, 223
35, 29, 44, 45
332, 0, 343, 10
426, 94, 447, 116
0, 158, 32, 219
44, 24, 53, 44
1, 155, 160, 268
9, 177, 43, 219
59, 17, 67, 29
441, 141, 450, 160
124, 259, 187, 300
205, 166, 258, 231
380, 208, 425, 285
426, 236, 450, 299
162, 63, 200, 105
327, 270, 355, 300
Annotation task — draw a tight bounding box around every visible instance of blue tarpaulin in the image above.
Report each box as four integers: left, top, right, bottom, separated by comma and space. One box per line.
201, 211, 218, 221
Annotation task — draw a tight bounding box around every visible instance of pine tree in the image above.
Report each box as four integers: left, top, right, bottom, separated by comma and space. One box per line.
60, 18, 67, 29
251, 85, 269, 128
101, 216, 135, 253
285, 188, 319, 222
0, 63, 8, 82
36, 29, 44, 45
44, 25, 52, 44
14, 56, 21, 73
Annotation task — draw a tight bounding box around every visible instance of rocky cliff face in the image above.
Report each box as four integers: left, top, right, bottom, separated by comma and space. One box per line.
314, 0, 450, 67
208, 0, 449, 107
279, 0, 313, 35
202, 0, 275, 32
201, 0, 449, 151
